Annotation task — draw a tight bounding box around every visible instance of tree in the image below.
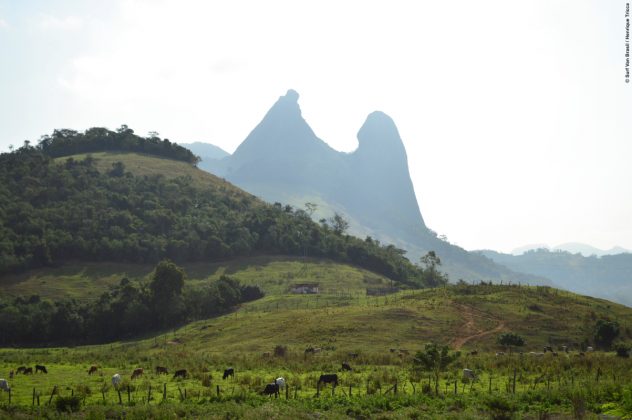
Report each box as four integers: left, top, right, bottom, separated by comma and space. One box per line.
420, 251, 448, 286
304, 202, 318, 217
594, 319, 619, 349
497, 332, 525, 353
413, 343, 460, 395
329, 212, 349, 236
150, 260, 186, 326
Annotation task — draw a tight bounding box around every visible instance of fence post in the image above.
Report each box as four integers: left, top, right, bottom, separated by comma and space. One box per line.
8, 388, 11, 405
317, 382, 320, 397
216, 385, 220, 397
32, 387, 36, 406
513, 368, 517, 394
163, 383, 167, 401
286, 385, 289, 400
117, 389, 122, 405
349, 385, 352, 397
454, 381, 457, 395
127, 385, 131, 403
48, 385, 57, 405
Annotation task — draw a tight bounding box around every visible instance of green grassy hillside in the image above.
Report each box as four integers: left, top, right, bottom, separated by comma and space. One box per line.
57, 151, 246, 193
3, 259, 631, 353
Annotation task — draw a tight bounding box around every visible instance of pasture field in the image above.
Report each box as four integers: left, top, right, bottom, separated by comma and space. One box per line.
2, 259, 632, 417
1, 350, 632, 418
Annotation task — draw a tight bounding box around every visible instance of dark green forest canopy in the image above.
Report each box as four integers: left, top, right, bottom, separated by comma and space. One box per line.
35, 125, 199, 164
0, 144, 443, 288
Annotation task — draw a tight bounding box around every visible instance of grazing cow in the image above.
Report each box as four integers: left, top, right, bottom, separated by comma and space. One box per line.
23, 367, 33, 375
318, 374, 338, 387
112, 374, 122, 388
131, 368, 143, 379
155, 366, 169, 375
223, 368, 234, 380
0, 379, 9, 393
9, 371, 14, 379
173, 369, 188, 379
275, 377, 286, 389
552, 352, 558, 357
468, 350, 478, 356
348, 353, 359, 359
341, 362, 352, 371
262, 382, 279, 397
88, 366, 98, 375
543, 346, 553, 353
389, 348, 396, 353
463, 369, 477, 381
495, 352, 505, 356
35, 365, 47, 374
16, 366, 26, 375
587, 346, 594, 352
562, 345, 569, 353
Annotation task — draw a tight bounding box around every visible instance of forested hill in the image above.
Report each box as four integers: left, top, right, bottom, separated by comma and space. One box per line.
36, 125, 200, 164
0, 139, 443, 288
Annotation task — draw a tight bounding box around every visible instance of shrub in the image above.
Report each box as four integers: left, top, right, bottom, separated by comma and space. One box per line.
55, 395, 82, 413
274, 345, 288, 357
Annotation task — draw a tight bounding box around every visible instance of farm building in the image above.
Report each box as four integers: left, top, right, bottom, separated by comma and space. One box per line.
291, 283, 320, 294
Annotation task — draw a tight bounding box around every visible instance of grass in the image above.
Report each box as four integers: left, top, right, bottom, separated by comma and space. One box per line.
2, 258, 632, 417
55, 151, 251, 194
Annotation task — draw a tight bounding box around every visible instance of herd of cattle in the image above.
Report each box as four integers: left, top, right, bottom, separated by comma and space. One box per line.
0, 346, 600, 398
0, 362, 348, 398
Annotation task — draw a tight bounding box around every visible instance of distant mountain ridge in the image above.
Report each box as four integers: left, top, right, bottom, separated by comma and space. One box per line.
196, 90, 547, 285
478, 248, 632, 306
180, 142, 230, 162
512, 242, 631, 257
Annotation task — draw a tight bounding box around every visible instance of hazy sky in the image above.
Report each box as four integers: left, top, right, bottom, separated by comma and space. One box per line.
1, 0, 630, 253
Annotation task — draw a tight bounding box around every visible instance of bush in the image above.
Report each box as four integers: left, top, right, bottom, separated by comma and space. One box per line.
55, 395, 82, 413
615, 344, 630, 358
274, 345, 288, 357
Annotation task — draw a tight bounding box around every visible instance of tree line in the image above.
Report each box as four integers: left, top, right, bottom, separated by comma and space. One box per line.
0, 143, 447, 288
35, 125, 200, 164
0, 260, 263, 346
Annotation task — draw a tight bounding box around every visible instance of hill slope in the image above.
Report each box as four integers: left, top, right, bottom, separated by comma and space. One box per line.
201, 90, 547, 285
479, 249, 632, 306
0, 141, 440, 290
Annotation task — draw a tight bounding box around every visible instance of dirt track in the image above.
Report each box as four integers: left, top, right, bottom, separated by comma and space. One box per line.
451, 304, 506, 350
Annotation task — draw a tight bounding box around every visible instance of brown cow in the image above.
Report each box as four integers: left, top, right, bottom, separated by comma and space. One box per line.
155, 366, 168, 375
88, 366, 98, 375
16, 366, 26, 374
131, 368, 143, 379
23, 367, 33, 375
173, 369, 187, 379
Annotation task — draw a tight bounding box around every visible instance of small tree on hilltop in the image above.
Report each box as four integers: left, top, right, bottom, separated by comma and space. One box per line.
594, 319, 619, 350
413, 343, 460, 395
497, 332, 525, 354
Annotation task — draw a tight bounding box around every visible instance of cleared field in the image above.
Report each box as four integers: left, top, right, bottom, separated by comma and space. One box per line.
3, 260, 632, 417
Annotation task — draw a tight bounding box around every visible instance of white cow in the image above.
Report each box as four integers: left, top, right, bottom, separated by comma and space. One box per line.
0, 379, 9, 392
587, 346, 594, 352
112, 373, 122, 388
463, 369, 477, 381
275, 377, 286, 389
